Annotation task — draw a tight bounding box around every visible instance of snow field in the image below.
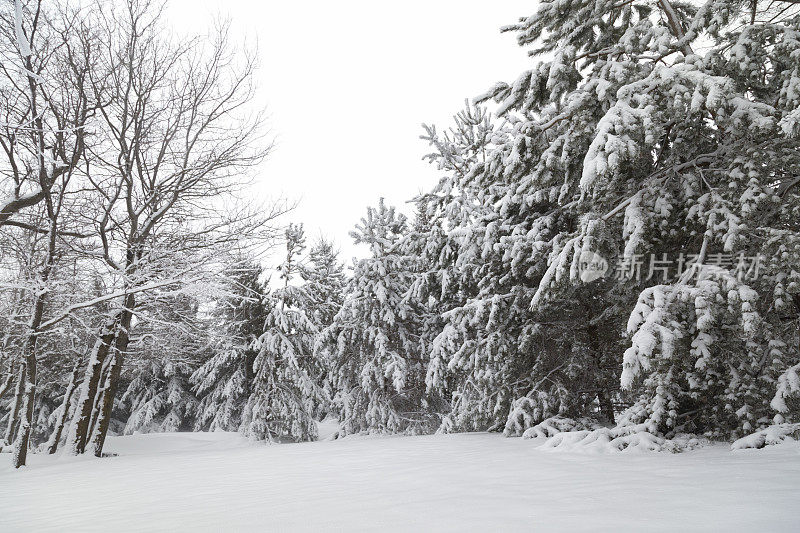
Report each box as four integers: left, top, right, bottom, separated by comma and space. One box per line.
2, 431, 799, 532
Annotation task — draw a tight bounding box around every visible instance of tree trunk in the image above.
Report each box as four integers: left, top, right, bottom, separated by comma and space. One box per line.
13, 338, 38, 468
47, 362, 81, 454
10, 35, 66, 467
0, 367, 14, 402
92, 296, 134, 457
86, 387, 103, 443
792, 294, 800, 359
13, 282, 50, 467
89, 357, 117, 456
587, 322, 615, 424
13, 246, 55, 467
87, 352, 114, 440
2, 364, 25, 447
64, 318, 118, 455
597, 390, 615, 425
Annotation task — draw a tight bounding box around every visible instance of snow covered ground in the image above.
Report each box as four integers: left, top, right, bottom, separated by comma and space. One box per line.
2, 429, 799, 532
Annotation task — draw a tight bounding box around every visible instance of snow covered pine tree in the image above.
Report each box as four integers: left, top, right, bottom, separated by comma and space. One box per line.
192, 262, 269, 432
322, 200, 429, 435
302, 238, 346, 417
418, 100, 624, 434
419, 0, 800, 448
240, 225, 324, 442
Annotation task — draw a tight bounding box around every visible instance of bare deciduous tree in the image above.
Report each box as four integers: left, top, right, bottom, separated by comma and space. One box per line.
64, 0, 274, 457
0, 0, 96, 468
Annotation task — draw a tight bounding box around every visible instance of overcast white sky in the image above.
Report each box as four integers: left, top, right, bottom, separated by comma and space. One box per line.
168, 0, 535, 261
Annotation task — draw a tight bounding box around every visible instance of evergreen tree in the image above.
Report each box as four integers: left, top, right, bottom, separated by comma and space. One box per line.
415, 102, 624, 433
322, 200, 428, 434
419, 0, 800, 441
240, 225, 323, 442
116, 294, 208, 434
303, 239, 346, 329
120, 358, 199, 434
302, 238, 345, 415
192, 261, 269, 431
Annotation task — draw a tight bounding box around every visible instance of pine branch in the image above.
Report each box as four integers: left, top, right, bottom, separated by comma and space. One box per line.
657, 0, 694, 56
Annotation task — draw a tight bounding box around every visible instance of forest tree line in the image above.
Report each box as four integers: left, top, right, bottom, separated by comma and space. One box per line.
3, 0, 800, 467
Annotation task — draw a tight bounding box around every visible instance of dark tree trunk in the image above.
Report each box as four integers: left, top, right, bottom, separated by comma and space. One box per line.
597, 390, 615, 425
13, 340, 38, 467
0, 368, 13, 402
13, 245, 55, 467
792, 294, 800, 359
92, 294, 135, 457
2, 364, 25, 447
87, 356, 112, 440
587, 322, 615, 424
11, 45, 64, 468
65, 318, 119, 455
47, 362, 81, 454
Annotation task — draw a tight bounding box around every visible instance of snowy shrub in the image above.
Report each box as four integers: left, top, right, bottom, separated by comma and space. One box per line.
731, 423, 800, 450
521, 416, 602, 439
504, 392, 571, 437
619, 268, 786, 439
239, 291, 322, 442
538, 426, 667, 453
771, 363, 800, 415
193, 347, 253, 432
511, 415, 709, 452
533, 424, 709, 453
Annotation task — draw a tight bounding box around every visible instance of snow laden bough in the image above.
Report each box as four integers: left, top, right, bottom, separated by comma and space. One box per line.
512, 415, 711, 453
501, 265, 800, 453
502, 399, 711, 453
731, 423, 800, 450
